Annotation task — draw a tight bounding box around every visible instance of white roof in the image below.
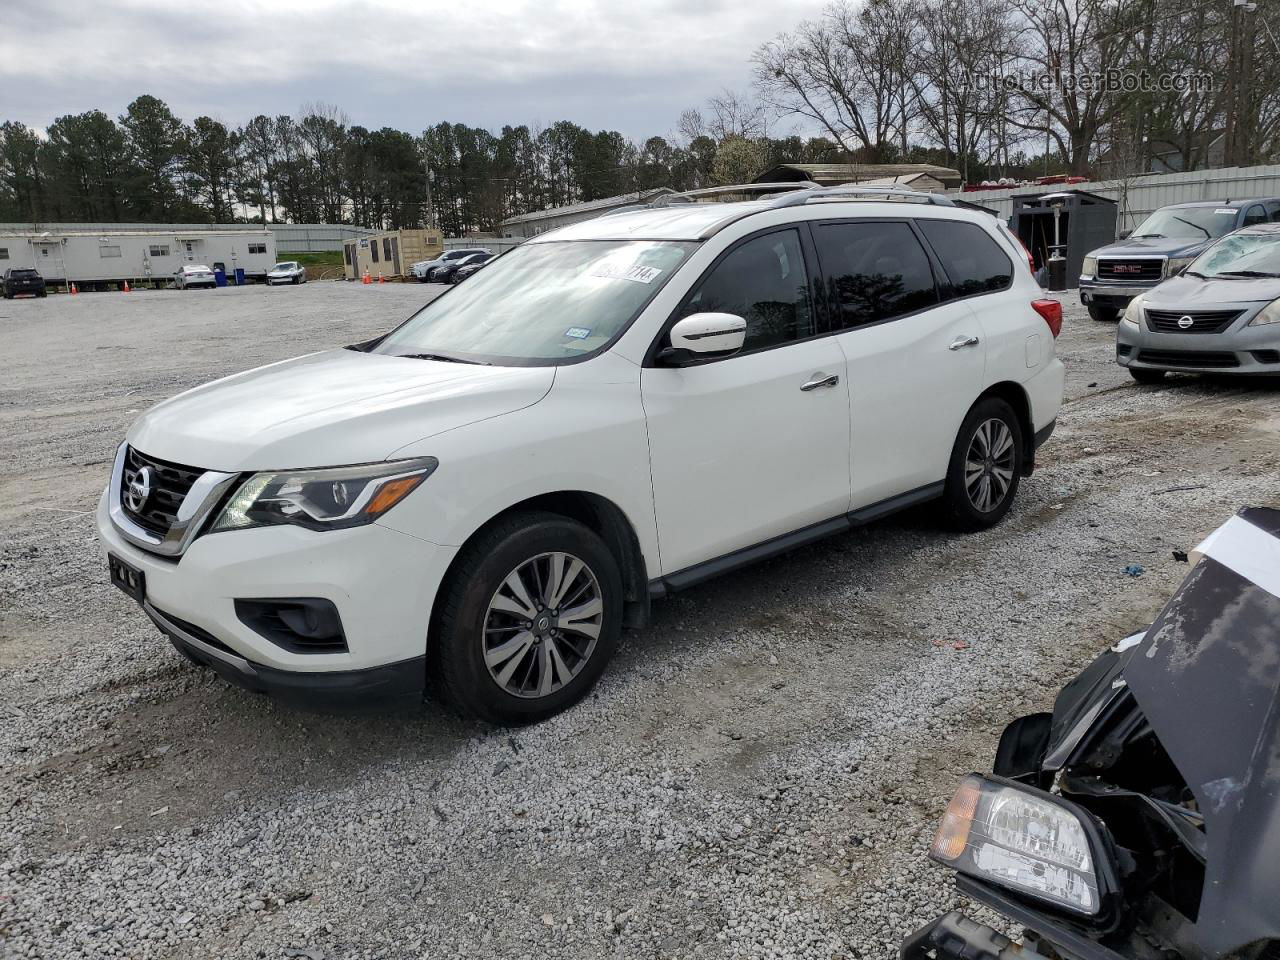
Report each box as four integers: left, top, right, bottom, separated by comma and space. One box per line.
528, 195, 977, 243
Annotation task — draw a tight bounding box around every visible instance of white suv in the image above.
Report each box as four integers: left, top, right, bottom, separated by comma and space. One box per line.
98, 188, 1064, 723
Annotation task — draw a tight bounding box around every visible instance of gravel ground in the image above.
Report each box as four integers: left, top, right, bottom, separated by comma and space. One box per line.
2, 281, 1279, 960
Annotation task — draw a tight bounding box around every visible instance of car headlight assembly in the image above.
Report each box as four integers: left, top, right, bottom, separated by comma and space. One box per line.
931, 775, 1106, 916
1166, 256, 1196, 277
1249, 298, 1280, 326
1121, 296, 1144, 326
211, 457, 438, 533
1082, 256, 1097, 278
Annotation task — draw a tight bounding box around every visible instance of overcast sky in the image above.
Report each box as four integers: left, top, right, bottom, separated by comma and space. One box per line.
1, 0, 830, 140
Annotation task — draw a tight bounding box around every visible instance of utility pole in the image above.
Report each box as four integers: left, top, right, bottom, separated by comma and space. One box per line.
1224, 0, 1258, 166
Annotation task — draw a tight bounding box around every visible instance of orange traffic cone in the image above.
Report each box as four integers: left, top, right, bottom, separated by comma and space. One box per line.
362, 269, 371, 285
377, 273, 385, 284
122, 280, 131, 293
70, 282, 78, 295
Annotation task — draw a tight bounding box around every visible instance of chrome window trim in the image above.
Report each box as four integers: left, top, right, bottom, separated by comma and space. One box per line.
108, 443, 239, 557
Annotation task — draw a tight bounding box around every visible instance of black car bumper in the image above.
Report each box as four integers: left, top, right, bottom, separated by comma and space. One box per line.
145, 602, 425, 711
901, 912, 1026, 960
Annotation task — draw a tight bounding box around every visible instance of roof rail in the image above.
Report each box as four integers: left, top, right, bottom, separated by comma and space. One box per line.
766, 185, 955, 208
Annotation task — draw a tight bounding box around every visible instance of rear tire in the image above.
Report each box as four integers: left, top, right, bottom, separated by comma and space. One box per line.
431, 511, 623, 725
941, 397, 1024, 531
1129, 367, 1166, 384
1088, 305, 1119, 322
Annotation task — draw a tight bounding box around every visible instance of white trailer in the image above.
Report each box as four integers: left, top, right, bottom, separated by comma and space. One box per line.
0, 229, 277, 290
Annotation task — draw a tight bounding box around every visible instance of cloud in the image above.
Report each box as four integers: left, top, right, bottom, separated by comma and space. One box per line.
0, 0, 829, 138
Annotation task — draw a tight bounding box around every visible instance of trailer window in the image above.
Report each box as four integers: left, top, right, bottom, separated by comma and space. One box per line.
344, 244, 352, 265
383, 237, 392, 261
248, 243, 267, 255
100, 245, 122, 258
0, 248, 7, 259
149, 245, 170, 257
371, 241, 380, 263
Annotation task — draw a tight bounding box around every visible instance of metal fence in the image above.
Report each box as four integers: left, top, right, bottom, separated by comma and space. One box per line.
948, 164, 1280, 234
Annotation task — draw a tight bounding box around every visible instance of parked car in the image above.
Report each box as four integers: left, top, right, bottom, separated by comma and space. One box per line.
436, 252, 493, 284
1079, 198, 1280, 322
97, 187, 1064, 722
906, 506, 1280, 960
450, 255, 495, 284
266, 261, 307, 285
411, 248, 491, 282
1116, 222, 1280, 382
173, 264, 217, 290
2, 267, 47, 299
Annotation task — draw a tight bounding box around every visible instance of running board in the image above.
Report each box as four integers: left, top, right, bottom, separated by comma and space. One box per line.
649, 481, 945, 597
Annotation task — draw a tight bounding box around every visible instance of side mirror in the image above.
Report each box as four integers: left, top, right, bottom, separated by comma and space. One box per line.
659, 313, 747, 365
1118, 229, 1132, 240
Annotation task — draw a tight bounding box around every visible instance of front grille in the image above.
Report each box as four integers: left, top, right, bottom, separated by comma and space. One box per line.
1098, 259, 1164, 281
1146, 309, 1241, 334
1137, 349, 1240, 369
121, 446, 204, 537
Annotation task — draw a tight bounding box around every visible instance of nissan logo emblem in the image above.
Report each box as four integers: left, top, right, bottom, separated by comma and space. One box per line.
125, 465, 153, 512
1177, 315, 1194, 329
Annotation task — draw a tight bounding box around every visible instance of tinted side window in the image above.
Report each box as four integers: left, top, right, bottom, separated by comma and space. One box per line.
816, 221, 939, 329
1243, 205, 1267, 227
1266, 201, 1280, 223
917, 220, 1013, 297
678, 229, 813, 352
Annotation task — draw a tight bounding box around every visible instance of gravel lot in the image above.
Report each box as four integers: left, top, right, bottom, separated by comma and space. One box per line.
2, 281, 1279, 960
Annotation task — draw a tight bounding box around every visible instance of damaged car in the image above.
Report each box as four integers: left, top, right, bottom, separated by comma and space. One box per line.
904, 506, 1280, 960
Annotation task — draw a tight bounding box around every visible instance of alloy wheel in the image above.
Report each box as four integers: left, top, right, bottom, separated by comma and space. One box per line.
965, 418, 1016, 513
482, 552, 603, 699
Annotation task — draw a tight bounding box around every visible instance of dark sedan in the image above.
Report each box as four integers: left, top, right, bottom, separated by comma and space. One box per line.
434, 252, 493, 284
446, 253, 494, 283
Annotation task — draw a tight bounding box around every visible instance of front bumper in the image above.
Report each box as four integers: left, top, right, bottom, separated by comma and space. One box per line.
1116, 320, 1280, 375
97, 489, 457, 700
1079, 279, 1160, 309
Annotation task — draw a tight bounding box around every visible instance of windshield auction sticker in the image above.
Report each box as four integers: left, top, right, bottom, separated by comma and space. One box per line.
591, 263, 663, 284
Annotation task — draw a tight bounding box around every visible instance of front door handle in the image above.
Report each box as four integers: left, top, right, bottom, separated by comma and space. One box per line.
801, 373, 840, 391
949, 335, 981, 351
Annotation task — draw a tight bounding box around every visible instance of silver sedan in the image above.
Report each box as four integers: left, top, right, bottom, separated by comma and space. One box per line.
1116, 223, 1280, 381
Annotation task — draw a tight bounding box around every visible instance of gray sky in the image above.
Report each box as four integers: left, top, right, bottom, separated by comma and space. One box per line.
1, 0, 829, 139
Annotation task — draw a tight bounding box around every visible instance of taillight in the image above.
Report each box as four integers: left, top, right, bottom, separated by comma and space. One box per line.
1032, 299, 1062, 338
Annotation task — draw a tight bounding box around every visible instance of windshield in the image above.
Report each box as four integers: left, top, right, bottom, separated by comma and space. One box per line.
1131, 207, 1238, 240
1188, 233, 1280, 278
272, 262, 297, 271
372, 239, 695, 364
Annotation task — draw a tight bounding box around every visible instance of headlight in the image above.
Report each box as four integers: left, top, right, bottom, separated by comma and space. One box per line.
211, 457, 438, 533
1081, 256, 1097, 278
1166, 256, 1196, 277
1249, 298, 1280, 326
1121, 295, 1144, 326
931, 775, 1102, 915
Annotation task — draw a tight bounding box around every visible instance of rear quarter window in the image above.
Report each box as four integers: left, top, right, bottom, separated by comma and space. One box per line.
917, 220, 1013, 297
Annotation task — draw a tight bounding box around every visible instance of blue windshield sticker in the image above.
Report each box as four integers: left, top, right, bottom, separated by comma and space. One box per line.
565, 327, 591, 339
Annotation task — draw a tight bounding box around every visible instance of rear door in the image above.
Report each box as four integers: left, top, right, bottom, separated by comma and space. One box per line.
814, 218, 987, 508
642, 226, 851, 575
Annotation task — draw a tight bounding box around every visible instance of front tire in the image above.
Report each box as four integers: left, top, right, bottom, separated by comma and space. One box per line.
1088, 305, 1119, 323
941, 397, 1024, 531
431, 511, 623, 724
1129, 367, 1166, 384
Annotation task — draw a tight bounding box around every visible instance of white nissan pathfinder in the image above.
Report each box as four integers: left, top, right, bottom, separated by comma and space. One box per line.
98, 187, 1065, 723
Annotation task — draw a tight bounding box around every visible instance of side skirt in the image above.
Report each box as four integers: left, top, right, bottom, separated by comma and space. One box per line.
649, 481, 945, 597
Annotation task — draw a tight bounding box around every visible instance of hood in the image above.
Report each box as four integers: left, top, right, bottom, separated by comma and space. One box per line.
1144, 273, 1280, 307
1089, 238, 1208, 259
1121, 507, 1280, 956
127, 349, 555, 471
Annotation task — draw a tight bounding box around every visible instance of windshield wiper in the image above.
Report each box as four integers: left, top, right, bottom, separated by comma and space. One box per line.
1183, 270, 1207, 279
396, 352, 491, 365
1172, 216, 1211, 240
1216, 270, 1280, 278
1131, 233, 1165, 238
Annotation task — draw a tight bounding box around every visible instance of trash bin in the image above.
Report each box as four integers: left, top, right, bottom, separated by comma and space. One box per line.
214, 269, 227, 287
234, 268, 245, 286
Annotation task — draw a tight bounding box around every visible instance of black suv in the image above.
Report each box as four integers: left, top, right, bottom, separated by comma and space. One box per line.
2, 267, 48, 299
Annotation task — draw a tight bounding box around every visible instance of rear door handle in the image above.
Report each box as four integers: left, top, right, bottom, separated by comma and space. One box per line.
801, 373, 840, 391
949, 335, 981, 351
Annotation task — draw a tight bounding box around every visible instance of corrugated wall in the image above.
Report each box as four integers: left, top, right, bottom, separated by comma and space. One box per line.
949, 164, 1280, 233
